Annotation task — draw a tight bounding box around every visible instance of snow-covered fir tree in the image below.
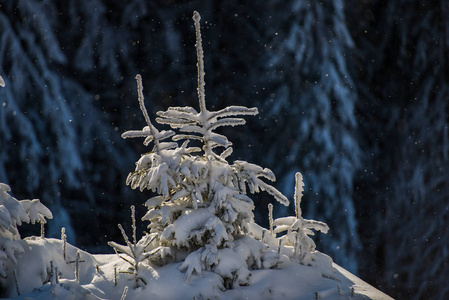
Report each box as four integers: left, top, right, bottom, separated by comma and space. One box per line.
118, 11, 331, 289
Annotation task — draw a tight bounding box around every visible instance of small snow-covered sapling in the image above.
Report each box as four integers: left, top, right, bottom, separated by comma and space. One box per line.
67, 251, 85, 283
108, 205, 153, 288
273, 172, 329, 264
120, 10, 329, 289
123, 8, 286, 252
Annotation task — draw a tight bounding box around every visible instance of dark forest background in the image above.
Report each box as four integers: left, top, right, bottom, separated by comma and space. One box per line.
1, 1, 448, 299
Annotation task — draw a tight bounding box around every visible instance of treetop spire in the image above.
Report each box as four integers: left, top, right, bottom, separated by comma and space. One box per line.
193, 11, 206, 113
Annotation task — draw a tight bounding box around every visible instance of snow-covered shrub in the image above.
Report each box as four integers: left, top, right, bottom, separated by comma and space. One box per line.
0, 183, 52, 278
108, 205, 153, 288
273, 173, 329, 265
120, 11, 329, 290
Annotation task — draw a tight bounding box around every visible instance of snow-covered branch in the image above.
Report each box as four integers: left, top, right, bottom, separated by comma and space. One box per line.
0, 183, 52, 278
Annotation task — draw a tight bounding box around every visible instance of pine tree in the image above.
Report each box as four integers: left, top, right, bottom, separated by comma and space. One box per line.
118, 11, 334, 290
0, 0, 140, 247
349, 1, 449, 298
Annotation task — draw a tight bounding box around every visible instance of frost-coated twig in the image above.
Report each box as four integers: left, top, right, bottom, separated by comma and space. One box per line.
118, 224, 133, 255
131, 205, 137, 245
120, 286, 129, 300
133, 74, 164, 152
40, 221, 45, 238
49, 261, 59, 290
135, 75, 156, 150
135, 74, 151, 127
268, 203, 274, 235
55, 266, 59, 284
75, 251, 81, 283
13, 270, 20, 295
50, 261, 56, 285
294, 172, 304, 219
293, 234, 299, 258
315, 286, 349, 299
61, 227, 67, 262
67, 251, 85, 283
193, 11, 206, 113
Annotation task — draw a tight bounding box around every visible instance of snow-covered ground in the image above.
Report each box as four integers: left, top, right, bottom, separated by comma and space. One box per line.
1, 237, 392, 300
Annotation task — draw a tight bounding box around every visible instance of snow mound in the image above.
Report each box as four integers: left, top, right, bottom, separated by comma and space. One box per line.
2, 238, 392, 300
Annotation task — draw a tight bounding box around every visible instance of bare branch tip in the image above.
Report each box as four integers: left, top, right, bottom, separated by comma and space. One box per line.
193, 11, 201, 22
